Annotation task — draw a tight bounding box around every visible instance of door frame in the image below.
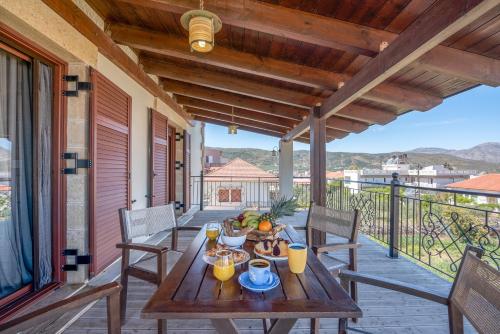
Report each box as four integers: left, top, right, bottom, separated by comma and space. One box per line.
88, 68, 132, 277
0, 22, 67, 320
149, 108, 169, 207
168, 125, 176, 203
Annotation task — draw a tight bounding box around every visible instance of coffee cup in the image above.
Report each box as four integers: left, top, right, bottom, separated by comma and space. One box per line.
248, 259, 273, 285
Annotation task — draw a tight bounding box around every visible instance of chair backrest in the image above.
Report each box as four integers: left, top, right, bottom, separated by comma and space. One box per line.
450, 249, 499, 334
0, 282, 121, 334
307, 202, 360, 242
119, 203, 177, 242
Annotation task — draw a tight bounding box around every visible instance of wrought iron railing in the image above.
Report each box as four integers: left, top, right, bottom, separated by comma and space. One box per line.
327, 175, 500, 278
190, 175, 314, 210
190, 172, 499, 278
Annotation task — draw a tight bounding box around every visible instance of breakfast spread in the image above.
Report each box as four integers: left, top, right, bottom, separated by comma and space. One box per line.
204, 244, 248, 263
225, 197, 298, 240
254, 237, 290, 257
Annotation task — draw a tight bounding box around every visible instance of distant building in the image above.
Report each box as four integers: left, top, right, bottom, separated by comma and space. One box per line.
204, 158, 278, 208
446, 174, 500, 205
204, 148, 228, 172
344, 154, 475, 190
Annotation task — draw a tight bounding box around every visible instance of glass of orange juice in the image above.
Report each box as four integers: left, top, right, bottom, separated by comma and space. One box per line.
213, 250, 235, 282
206, 222, 220, 241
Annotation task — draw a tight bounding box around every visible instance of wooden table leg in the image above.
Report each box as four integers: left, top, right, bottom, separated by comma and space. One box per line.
211, 319, 239, 334
267, 319, 297, 334
158, 319, 167, 334
311, 318, 320, 334
338, 318, 347, 334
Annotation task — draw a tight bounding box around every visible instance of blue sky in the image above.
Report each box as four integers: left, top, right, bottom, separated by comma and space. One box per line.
204, 86, 499, 153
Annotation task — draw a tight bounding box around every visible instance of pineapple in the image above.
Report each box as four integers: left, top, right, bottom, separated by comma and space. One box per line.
259, 196, 298, 226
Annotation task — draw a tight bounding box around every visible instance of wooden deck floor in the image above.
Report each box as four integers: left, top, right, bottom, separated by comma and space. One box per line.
64, 210, 475, 333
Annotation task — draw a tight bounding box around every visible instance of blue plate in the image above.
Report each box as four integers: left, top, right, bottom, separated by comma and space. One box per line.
238, 271, 280, 292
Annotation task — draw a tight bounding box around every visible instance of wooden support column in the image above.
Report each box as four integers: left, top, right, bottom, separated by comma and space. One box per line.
279, 140, 293, 199
310, 106, 327, 245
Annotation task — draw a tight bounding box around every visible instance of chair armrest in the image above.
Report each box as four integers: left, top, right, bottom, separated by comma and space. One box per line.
116, 242, 168, 254
313, 242, 361, 253
339, 270, 449, 305
293, 226, 307, 231
176, 226, 203, 231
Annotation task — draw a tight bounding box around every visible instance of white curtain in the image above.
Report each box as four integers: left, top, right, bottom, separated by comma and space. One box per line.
0, 49, 34, 299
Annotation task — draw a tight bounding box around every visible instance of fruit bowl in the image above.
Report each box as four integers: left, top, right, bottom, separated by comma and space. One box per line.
221, 233, 247, 247
247, 224, 286, 241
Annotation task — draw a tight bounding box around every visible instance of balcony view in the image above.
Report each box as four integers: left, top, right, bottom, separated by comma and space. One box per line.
0, 1, 499, 334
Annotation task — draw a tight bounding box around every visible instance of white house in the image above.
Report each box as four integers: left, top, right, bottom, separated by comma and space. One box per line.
344, 154, 475, 191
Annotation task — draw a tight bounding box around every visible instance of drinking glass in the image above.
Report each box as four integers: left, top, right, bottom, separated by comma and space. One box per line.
213, 250, 235, 282
206, 222, 220, 241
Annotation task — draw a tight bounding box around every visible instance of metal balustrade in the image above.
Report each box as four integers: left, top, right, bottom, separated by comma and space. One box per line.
190, 172, 499, 278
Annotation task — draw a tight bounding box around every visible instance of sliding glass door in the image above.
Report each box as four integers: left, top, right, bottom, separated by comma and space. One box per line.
0, 48, 53, 306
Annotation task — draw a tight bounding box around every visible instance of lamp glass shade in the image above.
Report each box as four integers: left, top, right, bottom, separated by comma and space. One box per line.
189, 16, 214, 52
228, 124, 238, 135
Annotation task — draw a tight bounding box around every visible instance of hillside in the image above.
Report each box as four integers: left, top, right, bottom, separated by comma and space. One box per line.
209, 144, 500, 174
410, 142, 500, 163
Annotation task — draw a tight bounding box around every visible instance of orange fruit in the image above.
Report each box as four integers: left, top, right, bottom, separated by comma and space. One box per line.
258, 221, 272, 232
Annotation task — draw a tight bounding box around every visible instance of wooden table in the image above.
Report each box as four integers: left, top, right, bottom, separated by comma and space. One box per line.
142, 225, 362, 334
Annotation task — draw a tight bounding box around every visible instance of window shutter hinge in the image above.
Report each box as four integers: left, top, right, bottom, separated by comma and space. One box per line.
175, 132, 184, 141
63, 75, 92, 97
61, 152, 92, 174
175, 161, 184, 170
175, 201, 184, 210
61, 249, 92, 271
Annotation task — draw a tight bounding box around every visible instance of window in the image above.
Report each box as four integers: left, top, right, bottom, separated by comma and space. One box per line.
218, 189, 229, 202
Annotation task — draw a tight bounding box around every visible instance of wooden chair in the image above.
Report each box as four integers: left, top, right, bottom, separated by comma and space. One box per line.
0, 282, 121, 334
303, 203, 361, 332
117, 203, 200, 332
305, 203, 361, 298
339, 245, 500, 333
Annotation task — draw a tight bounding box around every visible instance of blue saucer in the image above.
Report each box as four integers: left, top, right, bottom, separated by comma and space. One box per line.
238, 272, 280, 292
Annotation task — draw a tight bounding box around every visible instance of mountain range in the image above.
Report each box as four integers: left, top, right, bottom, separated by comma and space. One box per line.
209, 142, 500, 174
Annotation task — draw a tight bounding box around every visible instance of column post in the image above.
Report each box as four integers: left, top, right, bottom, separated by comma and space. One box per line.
310, 106, 327, 245
279, 139, 294, 199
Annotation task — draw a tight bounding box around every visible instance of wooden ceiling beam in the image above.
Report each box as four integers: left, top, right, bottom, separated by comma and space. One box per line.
142, 57, 319, 108
164, 80, 396, 126
110, 24, 441, 110
191, 115, 311, 143
40, 0, 190, 121
319, 0, 499, 120
162, 79, 307, 121
283, 116, 311, 142
175, 96, 295, 129
176, 95, 368, 133
117, 0, 500, 86
186, 107, 292, 134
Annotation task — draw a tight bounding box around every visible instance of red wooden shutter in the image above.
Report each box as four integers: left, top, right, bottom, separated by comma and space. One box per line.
183, 130, 191, 212
90, 69, 131, 276
219, 189, 229, 202
231, 189, 242, 202
150, 110, 169, 207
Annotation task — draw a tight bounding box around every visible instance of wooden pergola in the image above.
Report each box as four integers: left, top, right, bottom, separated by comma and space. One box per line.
45, 0, 499, 238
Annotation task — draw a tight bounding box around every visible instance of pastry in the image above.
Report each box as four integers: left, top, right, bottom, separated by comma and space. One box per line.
205, 244, 229, 257
272, 238, 289, 257
231, 250, 246, 263
254, 239, 273, 255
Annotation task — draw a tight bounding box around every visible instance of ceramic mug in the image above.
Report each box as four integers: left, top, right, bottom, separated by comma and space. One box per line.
248, 259, 273, 285
288, 243, 307, 274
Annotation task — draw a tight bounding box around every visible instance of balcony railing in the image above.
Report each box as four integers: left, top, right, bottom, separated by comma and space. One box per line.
328, 175, 499, 279
190, 173, 499, 278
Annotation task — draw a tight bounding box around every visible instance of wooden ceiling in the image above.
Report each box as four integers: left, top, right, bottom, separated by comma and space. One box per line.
86, 0, 500, 142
